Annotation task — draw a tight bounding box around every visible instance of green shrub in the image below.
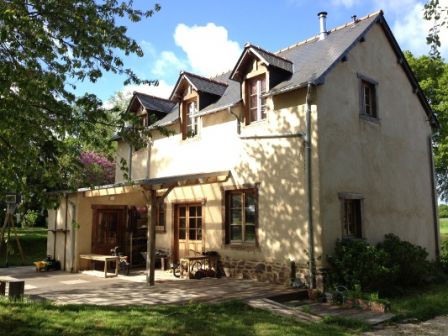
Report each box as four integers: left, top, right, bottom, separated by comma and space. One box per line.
327, 238, 393, 292
440, 240, 448, 271
377, 233, 430, 287
438, 204, 448, 218
22, 210, 39, 228
328, 234, 432, 296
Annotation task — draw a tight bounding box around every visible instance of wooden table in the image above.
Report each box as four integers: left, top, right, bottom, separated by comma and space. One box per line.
79, 254, 120, 278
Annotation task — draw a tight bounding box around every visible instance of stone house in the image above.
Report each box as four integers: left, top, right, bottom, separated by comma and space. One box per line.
47, 11, 439, 287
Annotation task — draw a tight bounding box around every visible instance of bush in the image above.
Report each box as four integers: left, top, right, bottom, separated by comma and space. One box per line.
328, 234, 432, 296
327, 238, 393, 292
377, 233, 430, 287
441, 240, 448, 271
438, 204, 448, 218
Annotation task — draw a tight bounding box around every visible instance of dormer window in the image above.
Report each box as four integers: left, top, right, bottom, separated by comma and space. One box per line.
140, 114, 148, 128
186, 100, 199, 138
248, 75, 266, 123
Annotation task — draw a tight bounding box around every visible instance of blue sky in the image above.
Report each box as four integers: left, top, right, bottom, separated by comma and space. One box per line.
74, 0, 448, 104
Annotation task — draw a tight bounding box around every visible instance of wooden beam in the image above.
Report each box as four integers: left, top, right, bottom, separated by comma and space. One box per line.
145, 189, 157, 286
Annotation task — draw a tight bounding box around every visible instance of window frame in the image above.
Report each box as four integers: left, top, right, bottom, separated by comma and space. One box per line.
358, 73, 379, 121
338, 192, 364, 239
224, 188, 259, 246
182, 99, 200, 139
246, 74, 267, 124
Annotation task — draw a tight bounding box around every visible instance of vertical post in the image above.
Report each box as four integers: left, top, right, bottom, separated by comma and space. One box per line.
146, 189, 157, 286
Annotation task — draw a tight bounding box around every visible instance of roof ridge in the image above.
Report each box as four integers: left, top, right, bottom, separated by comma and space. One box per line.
181, 70, 228, 86
246, 43, 293, 63
275, 10, 383, 54
134, 91, 175, 103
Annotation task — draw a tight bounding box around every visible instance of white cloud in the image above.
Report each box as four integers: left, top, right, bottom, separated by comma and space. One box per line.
152, 51, 186, 77
173, 23, 242, 76
392, 1, 448, 58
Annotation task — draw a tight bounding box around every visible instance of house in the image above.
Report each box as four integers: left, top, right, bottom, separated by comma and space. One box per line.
47, 10, 439, 288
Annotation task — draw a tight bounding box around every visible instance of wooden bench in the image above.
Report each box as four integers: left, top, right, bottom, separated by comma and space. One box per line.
0, 279, 25, 299
79, 254, 120, 278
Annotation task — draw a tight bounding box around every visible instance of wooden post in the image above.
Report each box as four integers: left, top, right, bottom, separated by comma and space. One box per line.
146, 189, 157, 286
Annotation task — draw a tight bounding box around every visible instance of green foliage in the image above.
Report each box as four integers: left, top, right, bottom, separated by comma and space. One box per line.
22, 210, 39, 228
0, 1, 160, 203
440, 239, 448, 270
328, 234, 432, 296
327, 238, 392, 292
378, 233, 430, 288
391, 283, 448, 321
0, 227, 47, 266
424, 0, 448, 57
439, 204, 448, 217
405, 51, 448, 200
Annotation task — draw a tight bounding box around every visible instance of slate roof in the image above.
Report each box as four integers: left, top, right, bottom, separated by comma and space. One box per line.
133, 92, 176, 113
230, 44, 293, 81
170, 71, 228, 100
140, 10, 435, 128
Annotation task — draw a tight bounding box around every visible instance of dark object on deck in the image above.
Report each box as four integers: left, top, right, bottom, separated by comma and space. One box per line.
45, 256, 61, 271
111, 246, 130, 275
0, 280, 25, 299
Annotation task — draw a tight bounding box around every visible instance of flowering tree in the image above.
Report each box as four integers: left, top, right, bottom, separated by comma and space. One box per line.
79, 152, 115, 187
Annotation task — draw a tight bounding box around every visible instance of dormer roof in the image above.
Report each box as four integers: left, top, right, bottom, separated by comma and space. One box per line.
170, 71, 228, 101
127, 92, 176, 114
230, 43, 293, 82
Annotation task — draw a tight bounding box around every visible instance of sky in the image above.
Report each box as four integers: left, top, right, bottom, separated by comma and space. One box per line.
73, 0, 448, 105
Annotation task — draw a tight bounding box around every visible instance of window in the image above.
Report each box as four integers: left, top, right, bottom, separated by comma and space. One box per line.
341, 198, 362, 238
183, 100, 199, 139
247, 75, 266, 123
360, 79, 377, 118
225, 189, 257, 244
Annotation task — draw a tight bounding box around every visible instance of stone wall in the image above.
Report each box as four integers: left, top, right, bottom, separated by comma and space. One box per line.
220, 256, 328, 291
220, 256, 299, 286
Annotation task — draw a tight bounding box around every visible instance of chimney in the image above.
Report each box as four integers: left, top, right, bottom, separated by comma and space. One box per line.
318, 11, 328, 40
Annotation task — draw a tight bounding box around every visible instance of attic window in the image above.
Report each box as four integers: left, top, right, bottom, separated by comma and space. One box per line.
361, 80, 377, 118
247, 75, 266, 123
182, 100, 199, 139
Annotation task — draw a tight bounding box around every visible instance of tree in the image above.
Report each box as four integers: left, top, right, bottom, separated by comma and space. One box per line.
439, 204, 448, 217
0, 1, 160, 205
405, 51, 448, 199
424, 0, 448, 57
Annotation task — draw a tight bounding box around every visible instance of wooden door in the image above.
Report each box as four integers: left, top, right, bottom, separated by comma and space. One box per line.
92, 207, 126, 255
174, 204, 203, 261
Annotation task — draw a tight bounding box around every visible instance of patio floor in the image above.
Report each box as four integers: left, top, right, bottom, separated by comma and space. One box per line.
0, 266, 298, 306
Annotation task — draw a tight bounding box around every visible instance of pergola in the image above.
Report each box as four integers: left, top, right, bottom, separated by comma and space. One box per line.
137, 171, 230, 285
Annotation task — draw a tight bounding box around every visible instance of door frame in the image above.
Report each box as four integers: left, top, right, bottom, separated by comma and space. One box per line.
91, 205, 127, 255
172, 201, 205, 262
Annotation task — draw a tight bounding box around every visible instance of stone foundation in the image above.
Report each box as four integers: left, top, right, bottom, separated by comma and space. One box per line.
220, 256, 309, 286
220, 256, 328, 291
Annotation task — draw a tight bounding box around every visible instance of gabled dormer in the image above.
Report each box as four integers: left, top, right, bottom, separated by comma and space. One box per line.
170, 71, 228, 139
230, 44, 293, 124
127, 92, 176, 127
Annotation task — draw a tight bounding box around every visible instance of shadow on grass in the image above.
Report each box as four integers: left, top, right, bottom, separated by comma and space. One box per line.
0, 299, 360, 336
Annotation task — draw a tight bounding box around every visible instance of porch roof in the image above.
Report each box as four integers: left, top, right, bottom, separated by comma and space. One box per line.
82, 170, 231, 197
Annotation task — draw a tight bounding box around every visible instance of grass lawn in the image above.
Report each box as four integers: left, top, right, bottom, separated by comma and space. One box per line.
0, 300, 366, 336
440, 218, 448, 241
0, 227, 47, 267
390, 283, 448, 321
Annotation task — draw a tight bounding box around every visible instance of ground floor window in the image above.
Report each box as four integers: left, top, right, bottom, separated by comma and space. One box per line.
339, 193, 363, 238
225, 188, 258, 245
